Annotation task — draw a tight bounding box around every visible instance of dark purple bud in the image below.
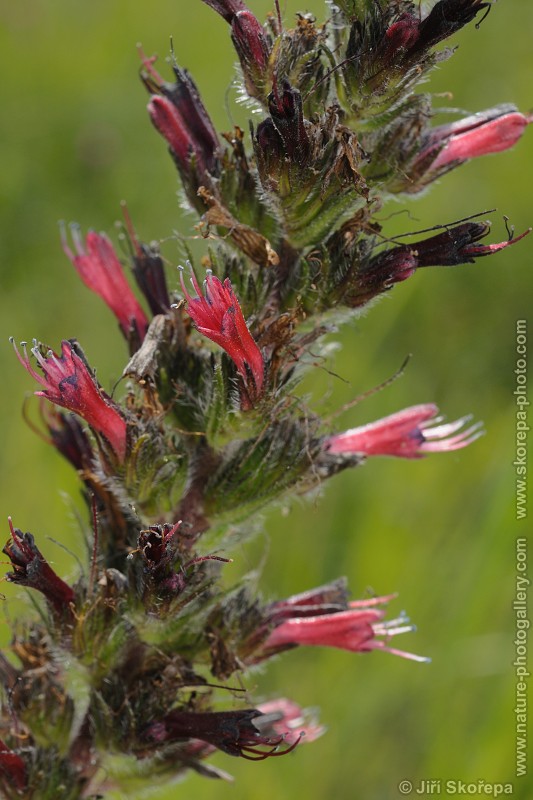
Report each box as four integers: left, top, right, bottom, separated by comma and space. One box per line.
382, 1, 491, 63
40, 404, 94, 472
122, 206, 171, 316
3, 518, 75, 616
142, 55, 219, 183
164, 66, 220, 174
200, 0, 246, 23
413, 0, 491, 54
383, 13, 420, 59
365, 222, 531, 285
268, 80, 309, 162
266, 578, 350, 622
145, 709, 300, 760
0, 739, 27, 791
131, 244, 170, 316
137, 522, 181, 593
254, 117, 284, 178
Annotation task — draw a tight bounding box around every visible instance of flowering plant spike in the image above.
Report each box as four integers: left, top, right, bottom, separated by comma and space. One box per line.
2, 1, 530, 797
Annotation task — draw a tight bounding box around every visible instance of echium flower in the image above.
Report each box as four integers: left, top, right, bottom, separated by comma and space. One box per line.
324, 404, 482, 459
12, 338, 127, 460
410, 105, 532, 186
180, 266, 265, 407
260, 591, 429, 662
62, 225, 149, 343
256, 699, 324, 746
347, 221, 532, 307
141, 51, 219, 202
145, 708, 301, 760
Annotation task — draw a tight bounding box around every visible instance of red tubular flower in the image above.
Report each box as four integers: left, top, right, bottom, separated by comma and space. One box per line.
145, 709, 300, 760
325, 404, 483, 459
418, 106, 532, 173
3, 518, 75, 617
12, 338, 127, 461
180, 267, 264, 405
62, 226, 149, 341
0, 739, 27, 791
263, 595, 429, 662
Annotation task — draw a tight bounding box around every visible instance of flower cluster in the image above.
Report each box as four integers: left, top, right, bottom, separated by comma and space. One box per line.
3, 1, 529, 796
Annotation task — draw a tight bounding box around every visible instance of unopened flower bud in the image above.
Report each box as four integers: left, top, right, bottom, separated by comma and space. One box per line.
40, 404, 94, 472
342, 221, 531, 307
413, 0, 492, 54
143, 58, 219, 193
4, 518, 75, 617
201, 1, 271, 97
145, 708, 300, 759
0, 739, 27, 791
231, 11, 271, 93
200, 0, 246, 23
268, 80, 309, 163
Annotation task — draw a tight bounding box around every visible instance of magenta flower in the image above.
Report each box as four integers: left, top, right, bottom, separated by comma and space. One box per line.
12, 338, 127, 460
180, 267, 264, 405
417, 106, 531, 174
62, 227, 148, 341
3, 517, 75, 617
146, 709, 300, 760
325, 404, 482, 459
263, 595, 429, 662
0, 739, 27, 791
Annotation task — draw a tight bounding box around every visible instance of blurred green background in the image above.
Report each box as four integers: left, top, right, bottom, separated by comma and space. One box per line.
1, 1, 531, 798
